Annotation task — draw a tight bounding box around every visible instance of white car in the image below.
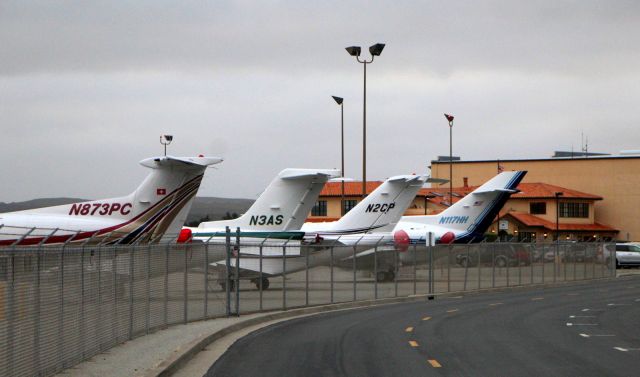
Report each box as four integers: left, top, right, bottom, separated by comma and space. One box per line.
607, 243, 640, 268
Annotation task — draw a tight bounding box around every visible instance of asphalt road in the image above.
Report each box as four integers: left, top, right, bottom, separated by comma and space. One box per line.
207, 276, 640, 377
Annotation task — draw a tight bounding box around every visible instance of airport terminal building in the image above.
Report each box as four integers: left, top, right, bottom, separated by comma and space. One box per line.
308, 155, 637, 242
430, 155, 638, 241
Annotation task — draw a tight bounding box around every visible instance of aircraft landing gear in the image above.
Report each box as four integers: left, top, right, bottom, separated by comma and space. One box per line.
251, 277, 270, 290
375, 268, 396, 282
219, 280, 235, 292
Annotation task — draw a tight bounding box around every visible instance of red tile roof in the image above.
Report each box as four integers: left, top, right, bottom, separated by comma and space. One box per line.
510, 183, 602, 200
504, 212, 617, 232
319, 181, 602, 201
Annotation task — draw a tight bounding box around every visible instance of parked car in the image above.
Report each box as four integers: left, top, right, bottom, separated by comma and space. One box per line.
455, 244, 531, 268
606, 243, 640, 268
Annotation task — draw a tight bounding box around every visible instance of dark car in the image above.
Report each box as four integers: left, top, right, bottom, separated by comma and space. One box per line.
455, 244, 531, 268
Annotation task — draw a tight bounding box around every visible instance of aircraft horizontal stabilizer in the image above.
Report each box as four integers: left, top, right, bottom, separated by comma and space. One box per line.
140, 156, 223, 170
279, 169, 340, 180
387, 175, 425, 183
472, 188, 519, 195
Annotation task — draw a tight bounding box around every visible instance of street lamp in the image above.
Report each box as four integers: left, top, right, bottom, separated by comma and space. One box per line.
332, 96, 346, 215
555, 191, 564, 242
160, 134, 173, 156
444, 114, 455, 206
346, 43, 385, 198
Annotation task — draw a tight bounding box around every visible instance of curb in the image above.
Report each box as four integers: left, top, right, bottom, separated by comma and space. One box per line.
150, 277, 617, 376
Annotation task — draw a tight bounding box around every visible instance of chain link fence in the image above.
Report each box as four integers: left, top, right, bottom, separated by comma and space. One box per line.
0, 231, 615, 377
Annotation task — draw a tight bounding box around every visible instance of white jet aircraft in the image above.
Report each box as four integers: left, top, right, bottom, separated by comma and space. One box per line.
213, 174, 427, 290
185, 168, 341, 241
0, 156, 222, 246
393, 170, 527, 246
349, 171, 527, 281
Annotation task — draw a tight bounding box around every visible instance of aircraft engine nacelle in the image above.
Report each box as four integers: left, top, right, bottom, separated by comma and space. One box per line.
438, 231, 456, 245
177, 228, 193, 243
393, 229, 411, 252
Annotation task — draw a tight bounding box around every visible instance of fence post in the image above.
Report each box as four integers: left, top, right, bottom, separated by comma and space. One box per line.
184, 241, 189, 324
518, 245, 522, 286
163, 241, 169, 327
282, 241, 287, 311
330, 246, 334, 304
145, 243, 151, 334
492, 243, 496, 288
305, 242, 309, 307
413, 242, 417, 295
34, 245, 42, 370
553, 243, 558, 283
373, 242, 378, 300
6, 252, 15, 377
235, 227, 240, 316
204, 236, 212, 318
428, 232, 433, 295
95, 244, 104, 351
58, 243, 65, 369
259, 238, 266, 312
583, 246, 587, 280
129, 245, 134, 339
463, 244, 470, 291
506, 244, 510, 287
592, 244, 596, 279
352, 238, 357, 302
225, 227, 231, 317
576, 246, 578, 281
80, 245, 86, 357
394, 242, 399, 297
530, 246, 534, 285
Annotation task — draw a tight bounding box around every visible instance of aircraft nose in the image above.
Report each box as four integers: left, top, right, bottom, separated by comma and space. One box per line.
394, 229, 411, 252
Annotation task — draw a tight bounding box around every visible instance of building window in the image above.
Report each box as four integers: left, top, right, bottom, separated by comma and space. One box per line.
342, 199, 358, 214
530, 202, 546, 215
311, 200, 327, 216
559, 202, 589, 218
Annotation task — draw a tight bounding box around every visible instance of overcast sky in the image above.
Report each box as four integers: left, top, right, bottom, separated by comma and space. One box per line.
1, 1, 639, 202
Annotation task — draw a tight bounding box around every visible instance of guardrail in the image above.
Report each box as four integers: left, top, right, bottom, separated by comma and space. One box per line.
0, 229, 615, 377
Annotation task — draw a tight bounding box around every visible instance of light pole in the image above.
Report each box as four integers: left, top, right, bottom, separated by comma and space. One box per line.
346, 43, 385, 198
160, 134, 173, 156
332, 96, 345, 215
555, 192, 564, 243
444, 114, 455, 206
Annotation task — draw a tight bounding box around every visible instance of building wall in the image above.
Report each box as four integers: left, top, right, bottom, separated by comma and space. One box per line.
431, 157, 640, 241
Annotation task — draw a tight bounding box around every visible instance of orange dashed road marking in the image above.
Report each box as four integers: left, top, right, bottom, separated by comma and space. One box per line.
446, 309, 458, 313
405, 327, 414, 333
409, 340, 419, 347
532, 297, 544, 301
428, 359, 442, 368
422, 316, 432, 321
489, 303, 503, 306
